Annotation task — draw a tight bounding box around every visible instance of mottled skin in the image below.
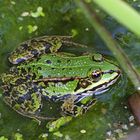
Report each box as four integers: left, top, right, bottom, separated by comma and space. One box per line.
1, 36, 121, 121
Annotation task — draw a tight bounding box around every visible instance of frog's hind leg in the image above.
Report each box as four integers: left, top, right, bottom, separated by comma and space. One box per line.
8, 35, 87, 64
8, 36, 71, 64
2, 78, 43, 119
62, 40, 88, 49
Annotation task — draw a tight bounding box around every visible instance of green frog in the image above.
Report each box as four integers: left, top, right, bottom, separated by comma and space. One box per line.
1, 36, 121, 130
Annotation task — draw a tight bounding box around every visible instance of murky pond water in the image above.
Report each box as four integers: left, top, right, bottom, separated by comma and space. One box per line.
0, 1, 139, 140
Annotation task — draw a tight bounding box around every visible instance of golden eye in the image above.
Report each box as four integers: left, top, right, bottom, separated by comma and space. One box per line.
91, 70, 102, 82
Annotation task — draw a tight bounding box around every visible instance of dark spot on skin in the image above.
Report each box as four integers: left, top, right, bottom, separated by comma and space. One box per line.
38, 85, 43, 90
67, 59, 71, 63
10, 100, 16, 107
12, 91, 18, 97
62, 81, 67, 84
88, 68, 92, 72
38, 67, 42, 70
26, 75, 31, 80
31, 49, 39, 56
44, 42, 52, 53
32, 73, 36, 79
17, 97, 25, 103
33, 86, 39, 92
44, 81, 49, 87
28, 67, 31, 72
46, 60, 52, 64
21, 68, 27, 74
1, 84, 9, 91
44, 42, 52, 48
57, 60, 61, 63
16, 58, 25, 64
42, 94, 50, 100
21, 43, 28, 50
31, 39, 38, 45
36, 57, 41, 61
39, 75, 43, 79
16, 78, 25, 85
3, 92, 10, 97
21, 93, 31, 101
14, 49, 21, 54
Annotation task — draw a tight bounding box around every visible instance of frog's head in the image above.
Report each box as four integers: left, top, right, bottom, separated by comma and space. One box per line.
75, 55, 121, 95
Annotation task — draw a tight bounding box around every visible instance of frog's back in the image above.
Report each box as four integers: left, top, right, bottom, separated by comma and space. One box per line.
18, 53, 103, 78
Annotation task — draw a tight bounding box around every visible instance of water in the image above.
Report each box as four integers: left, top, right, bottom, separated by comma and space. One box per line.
0, 0, 139, 140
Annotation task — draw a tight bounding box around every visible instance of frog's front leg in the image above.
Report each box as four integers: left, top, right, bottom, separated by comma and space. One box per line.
8, 36, 72, 64
61, 94, 97, 117
46, 96, 97, 132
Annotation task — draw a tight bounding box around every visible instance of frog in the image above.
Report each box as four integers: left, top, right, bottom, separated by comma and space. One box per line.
1, 36, 121, 131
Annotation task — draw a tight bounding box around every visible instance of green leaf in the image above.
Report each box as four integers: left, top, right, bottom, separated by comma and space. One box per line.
93, 0, 140, 36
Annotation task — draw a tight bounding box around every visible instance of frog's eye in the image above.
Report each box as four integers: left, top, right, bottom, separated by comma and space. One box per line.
92, 54, 103, 62
91, 70, 102, 82
79, 79, 91, 88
